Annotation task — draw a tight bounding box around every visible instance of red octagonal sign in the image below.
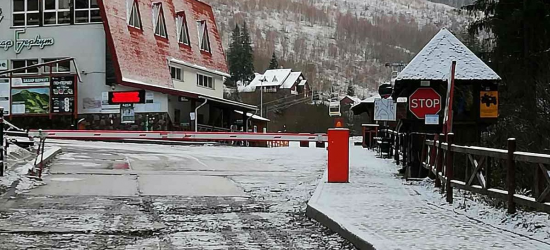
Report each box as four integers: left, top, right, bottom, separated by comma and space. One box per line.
409, 88, 442, 119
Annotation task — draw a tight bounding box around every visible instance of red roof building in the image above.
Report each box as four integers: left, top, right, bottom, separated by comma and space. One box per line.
0, 0, 258, 131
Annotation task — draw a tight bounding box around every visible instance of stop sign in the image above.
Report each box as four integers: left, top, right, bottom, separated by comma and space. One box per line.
409, 88, 442, 119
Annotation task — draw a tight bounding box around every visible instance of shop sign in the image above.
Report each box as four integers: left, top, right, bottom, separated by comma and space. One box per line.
0, 29, 55, 54
51, 76, 75, 96
12, 77, 50, 87
121, 104, 135, 124
179, 96, 189, 102
52, 96, 74, 114
108, 90, 146, 104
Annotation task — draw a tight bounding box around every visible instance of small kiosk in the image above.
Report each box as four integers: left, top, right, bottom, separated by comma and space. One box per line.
392, 29, 501, 176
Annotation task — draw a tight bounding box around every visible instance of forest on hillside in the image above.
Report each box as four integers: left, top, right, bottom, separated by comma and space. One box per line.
206, 0, 468, 95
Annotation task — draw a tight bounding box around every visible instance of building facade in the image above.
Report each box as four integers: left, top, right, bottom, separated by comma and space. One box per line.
0, 0, 257, 131
238, 69, 310, 97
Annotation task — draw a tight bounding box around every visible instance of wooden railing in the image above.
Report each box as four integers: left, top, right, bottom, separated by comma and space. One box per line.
423, 133, 550, 214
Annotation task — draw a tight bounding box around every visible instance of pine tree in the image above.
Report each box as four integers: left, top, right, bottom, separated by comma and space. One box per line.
227, 24, 242, 84
268, 52, 279, 70
347, 84, 355, 96
240, 22, 255, 83
465, 0, 550, 151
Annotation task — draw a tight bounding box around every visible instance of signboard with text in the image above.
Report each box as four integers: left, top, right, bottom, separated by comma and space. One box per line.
409, 88, 442, 119
50, 76, 75, 114
108, 90, 146, 105
12, 77, 50, 87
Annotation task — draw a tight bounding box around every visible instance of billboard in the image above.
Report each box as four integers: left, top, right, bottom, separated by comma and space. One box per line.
11, 88, 50, 114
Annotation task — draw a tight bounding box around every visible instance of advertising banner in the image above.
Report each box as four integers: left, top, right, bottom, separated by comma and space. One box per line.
11, 87, 50, 114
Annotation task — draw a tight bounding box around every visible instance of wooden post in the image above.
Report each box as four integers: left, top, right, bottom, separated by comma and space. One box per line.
395, 133, 400, 165
403, 134, 408, 170
435, 133, 445, 188
507, 138, 517, 214
419, 134, 427, 177
446, 133, 454, 203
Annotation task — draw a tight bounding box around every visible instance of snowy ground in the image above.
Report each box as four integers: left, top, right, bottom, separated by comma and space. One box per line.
308, 146, 550, 250
0, 140, 354, 249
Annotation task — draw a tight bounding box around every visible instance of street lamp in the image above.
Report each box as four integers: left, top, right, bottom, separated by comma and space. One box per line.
260, 75, 267, 117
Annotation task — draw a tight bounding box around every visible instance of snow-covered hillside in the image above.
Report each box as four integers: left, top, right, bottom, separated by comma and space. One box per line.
205, 0, 471, 97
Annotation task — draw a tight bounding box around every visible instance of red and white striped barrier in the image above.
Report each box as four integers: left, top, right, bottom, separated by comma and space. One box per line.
28, 130, 328, 143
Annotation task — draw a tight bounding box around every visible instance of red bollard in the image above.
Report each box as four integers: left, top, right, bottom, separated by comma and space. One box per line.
328, 128, 349, 183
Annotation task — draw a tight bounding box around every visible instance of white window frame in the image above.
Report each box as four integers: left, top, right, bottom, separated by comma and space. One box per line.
43, 0, 71, 26
11, 59, 39, 74
170, 66, 182, 81
197, 21, 211, 52
74, 0, 102, 24
43, 58, 71, 73
127, 0, 142, 29
152, 2, 167, 38
197, 74, 214, 89
176, 13, 190, 45
13, 0, 40, 27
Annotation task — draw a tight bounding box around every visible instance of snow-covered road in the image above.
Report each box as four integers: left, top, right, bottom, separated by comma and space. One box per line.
0, 140, 354, 249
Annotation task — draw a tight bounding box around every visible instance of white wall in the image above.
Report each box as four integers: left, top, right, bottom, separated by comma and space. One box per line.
171, 64, 224, 99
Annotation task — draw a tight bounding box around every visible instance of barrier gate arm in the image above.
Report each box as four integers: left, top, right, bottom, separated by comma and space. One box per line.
28, 130, 329, 143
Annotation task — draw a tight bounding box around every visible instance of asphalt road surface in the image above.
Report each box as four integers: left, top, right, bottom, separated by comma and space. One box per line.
0, 140, 355, 249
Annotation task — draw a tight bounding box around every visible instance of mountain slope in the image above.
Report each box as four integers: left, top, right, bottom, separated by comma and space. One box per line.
206, 0, 470, 96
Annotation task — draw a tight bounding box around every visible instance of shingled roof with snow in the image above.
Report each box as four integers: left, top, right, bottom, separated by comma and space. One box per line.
396, 29, 500, 81
99, 0, 228, 89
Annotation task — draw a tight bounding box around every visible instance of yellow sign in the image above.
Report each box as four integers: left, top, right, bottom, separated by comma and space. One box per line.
480, 91, 498, 118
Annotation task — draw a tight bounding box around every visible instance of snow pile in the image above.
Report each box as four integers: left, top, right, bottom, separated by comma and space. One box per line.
412, 178, 550, 242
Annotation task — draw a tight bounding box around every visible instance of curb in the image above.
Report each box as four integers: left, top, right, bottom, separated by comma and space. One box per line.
306, 171, 376, 250
34, 146, 63, 169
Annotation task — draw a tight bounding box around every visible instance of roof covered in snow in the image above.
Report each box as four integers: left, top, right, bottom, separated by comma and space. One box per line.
282, 72, 303, 89
99, 0, 228, 89
396, 29, 501, 81
240, 69, 306, 92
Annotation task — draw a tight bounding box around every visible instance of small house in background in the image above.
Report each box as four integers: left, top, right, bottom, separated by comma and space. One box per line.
238, 69, 310, 97
340, 95, 361, 108
393, 28, 501, 145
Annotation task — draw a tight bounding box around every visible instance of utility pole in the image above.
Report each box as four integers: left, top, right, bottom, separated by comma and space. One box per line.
260, 76, 266, 117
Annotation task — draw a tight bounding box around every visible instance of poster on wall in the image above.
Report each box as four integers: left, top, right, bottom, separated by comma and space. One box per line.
121, 104, 135, 124
11, 87, 50, 114
0, 79, 10, 115
51, 76, 75, 96
52, 96, 74, 114
50, 76, 75, 114
12, 77, 50, 87
480, 91, 499, 118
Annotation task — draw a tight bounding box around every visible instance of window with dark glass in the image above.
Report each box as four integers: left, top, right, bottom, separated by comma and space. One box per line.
197, 21, 211, 52
43, 59, 71, 73
128, 0, 142, 29
13, 0, 40, 27
12, 59, 39, 74
176, 13, 190, 45
170, 66, 182, 81
153, 3, 167, 38
75, 0, 101, 23
197, 74, 213, 89
43, 0, 71, 25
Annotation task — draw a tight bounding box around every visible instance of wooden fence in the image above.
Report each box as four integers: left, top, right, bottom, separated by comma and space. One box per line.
422, 133, 550, 214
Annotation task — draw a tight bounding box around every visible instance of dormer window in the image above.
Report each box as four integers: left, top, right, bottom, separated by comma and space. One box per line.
127, 0, 141, 29
197, 21, 211, 52
176, 13, 190, 45
152, 2, 167, 38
